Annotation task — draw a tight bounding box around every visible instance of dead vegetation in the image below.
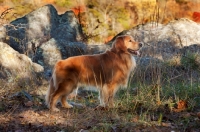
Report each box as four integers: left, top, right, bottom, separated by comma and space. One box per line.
0, 83, 199, 131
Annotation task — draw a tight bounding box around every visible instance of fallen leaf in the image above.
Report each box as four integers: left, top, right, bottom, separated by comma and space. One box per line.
177, 100, 187, 109
24, 101, 33, 107
132, 116, 139, 122
173, 100, 187, 112
157, 101, 161, 105
161, 122, 172, 127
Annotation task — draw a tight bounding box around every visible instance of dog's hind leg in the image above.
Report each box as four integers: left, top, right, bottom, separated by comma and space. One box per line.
50, 80, 76, 112
45, 77, 55, 108
50, 86, 65, 112
50, 80, 73, 112
50, 91, 63, 112
61, 95, 73, 108
60, 80, 77, 109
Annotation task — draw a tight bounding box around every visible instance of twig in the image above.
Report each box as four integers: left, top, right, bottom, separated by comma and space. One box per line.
0, 8, 14, 19
3, 103, 20, 117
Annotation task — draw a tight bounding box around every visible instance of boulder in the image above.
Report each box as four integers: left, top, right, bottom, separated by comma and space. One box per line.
107, 18, 200, 62
0, 42, 43, 86
0, 26, 6, 42
34, 38, 86, 72
105, 19, 200, 84
1, 4, 87, 77
86, 44, 110, 55
5, 4, 84, 58
53, 11, 84, 41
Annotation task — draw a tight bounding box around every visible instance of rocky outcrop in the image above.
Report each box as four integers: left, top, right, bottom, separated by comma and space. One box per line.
0, 26, 6, 42
1, 4, 88, 76
107, 18, 200, 62
0, 42, 43, 86
86, 44, 110, 55
34, 38, 87, 70
5, 4, 84, 57
105, 19, 200, 83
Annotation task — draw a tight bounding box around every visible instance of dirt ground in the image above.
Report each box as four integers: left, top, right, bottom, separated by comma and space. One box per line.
0, 90, 199, 132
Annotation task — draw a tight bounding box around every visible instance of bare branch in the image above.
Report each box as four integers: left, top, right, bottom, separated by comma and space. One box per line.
0, 8, 14, 19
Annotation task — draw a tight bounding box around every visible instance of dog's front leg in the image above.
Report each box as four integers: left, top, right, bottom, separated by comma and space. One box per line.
106, 83, 119, 108
99, 84, 116, 107
99, 89, 106, 107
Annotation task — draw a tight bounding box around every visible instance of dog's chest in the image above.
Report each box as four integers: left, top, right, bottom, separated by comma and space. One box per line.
131, 56, 136, 70
121, 55, 136, 76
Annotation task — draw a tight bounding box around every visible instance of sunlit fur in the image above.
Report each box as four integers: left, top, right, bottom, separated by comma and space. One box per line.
45, 35, 142, 112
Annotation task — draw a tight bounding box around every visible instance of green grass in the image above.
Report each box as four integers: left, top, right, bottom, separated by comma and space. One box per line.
1, 66, 199, 131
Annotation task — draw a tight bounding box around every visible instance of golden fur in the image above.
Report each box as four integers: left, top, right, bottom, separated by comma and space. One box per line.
45, 35, 142, 111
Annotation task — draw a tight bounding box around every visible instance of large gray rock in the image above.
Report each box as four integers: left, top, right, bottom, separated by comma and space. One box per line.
34, 38, 86, 71
86, 44, 110, 55
0, 26, 6, 42
2, 4, 87, 77
0, 42, 43, 86
53, 11, 84, 41
105, 19, 200, 84
5, 4, 84, 57
107, 18, 200, 62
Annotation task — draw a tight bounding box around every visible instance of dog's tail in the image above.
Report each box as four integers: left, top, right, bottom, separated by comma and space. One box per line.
45, 70, 57, 108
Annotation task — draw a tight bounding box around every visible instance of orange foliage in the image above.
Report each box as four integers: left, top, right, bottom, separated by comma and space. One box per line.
193, 12, 200, 23
0, 5, 10, 14
71, 5, 86, 16
104, 35, 114, 44
173, 100, 188, 112
43, 0, 55, 4
177, 100, 187, 110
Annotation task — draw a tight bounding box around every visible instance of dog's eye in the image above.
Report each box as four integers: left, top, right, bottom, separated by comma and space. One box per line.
129, 40, 132, 42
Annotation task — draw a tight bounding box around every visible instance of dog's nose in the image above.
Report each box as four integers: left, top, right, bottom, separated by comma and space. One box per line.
139, 42, 143, 48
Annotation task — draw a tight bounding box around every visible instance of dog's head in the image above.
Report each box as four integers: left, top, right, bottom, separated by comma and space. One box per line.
113, 35, 142, 56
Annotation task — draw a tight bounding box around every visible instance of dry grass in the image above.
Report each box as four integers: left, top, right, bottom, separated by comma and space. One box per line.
0, 79, 199, 131
0, 1, 200, 131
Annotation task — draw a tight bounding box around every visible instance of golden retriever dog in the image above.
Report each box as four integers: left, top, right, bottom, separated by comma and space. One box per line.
45, 35, 142, 112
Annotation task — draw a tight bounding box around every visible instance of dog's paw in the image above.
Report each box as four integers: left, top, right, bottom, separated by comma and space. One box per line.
51, 107, 60, 112
62, 104, 73, 109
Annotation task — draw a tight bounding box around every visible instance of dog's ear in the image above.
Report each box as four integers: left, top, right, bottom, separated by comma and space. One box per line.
114, 36, 126, 52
